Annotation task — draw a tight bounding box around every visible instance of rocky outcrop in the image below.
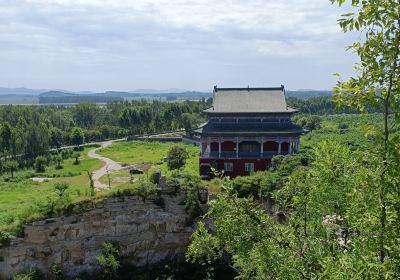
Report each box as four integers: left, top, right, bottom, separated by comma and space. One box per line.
0, 191, 207, 279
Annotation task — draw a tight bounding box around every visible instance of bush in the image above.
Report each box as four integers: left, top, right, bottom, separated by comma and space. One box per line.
97, 241, 121, 280
4, 160, 19, 178
54, 182, 70, 199
149, 170, 161, 184
71, 127, 85, 147
137, 182, 159, 202
53, 154, 63, 169
294, 115, 322, 131
232, 171, 278, 198
34, 156, 47, 173
0, 231, 11, 247
183, 174, 203, 191
166, 146, 189, 170
61, 149, 72, 160
165, 176, 181, 193
12, 269, 41, 280
72, 152, 81, 165
50, 264, 65, 280
338, 122, 349, 129
185, 190, 202, 221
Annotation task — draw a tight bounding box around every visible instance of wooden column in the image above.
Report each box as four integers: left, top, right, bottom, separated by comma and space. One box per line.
260, 139, 264, 157
218, 140, 221, 158
278, 142, 282, 154
236, 137, 239, 158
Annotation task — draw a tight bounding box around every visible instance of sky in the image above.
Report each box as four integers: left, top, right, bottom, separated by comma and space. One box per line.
0, 0, 357, 92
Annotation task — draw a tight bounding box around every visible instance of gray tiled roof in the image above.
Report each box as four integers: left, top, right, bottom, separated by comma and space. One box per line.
204, 86, 297, 114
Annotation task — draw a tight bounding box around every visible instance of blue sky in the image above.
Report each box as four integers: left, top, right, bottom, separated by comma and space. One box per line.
0, 0, 356, 92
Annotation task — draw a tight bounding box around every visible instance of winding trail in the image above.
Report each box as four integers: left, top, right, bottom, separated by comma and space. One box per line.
87, 140, 124, 190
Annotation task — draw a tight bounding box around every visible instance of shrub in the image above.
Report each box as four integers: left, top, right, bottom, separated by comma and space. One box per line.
294, 115, 322, 131
183, 174, 203, 191
49, 264, 65, 280
137, 182, 159, 202
61, 149, 72, 160
185, 190, 201, 221
71, 127, 85, 147
87, 171, 95, 196
12, 269, 41, 280
4, 160, 18, 178
72, 152, 81, 165
53, 182, 70, 199
53, 155, 63, 170
97, 241, 121, 280
232, 171, 278, 198
338, 122, 349, 129
148, 170, 161, 184
165, 177, 181, 193
0, 231, 11, 247
166, 146, 189, 170
34, 156, 47, 173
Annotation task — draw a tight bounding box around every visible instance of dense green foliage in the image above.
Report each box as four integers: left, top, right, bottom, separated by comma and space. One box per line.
187, 1, 400, 278
0, 99, 210, 174
97, 241, 121, 280
188, 141, 399, 279
166, 146, 189, 170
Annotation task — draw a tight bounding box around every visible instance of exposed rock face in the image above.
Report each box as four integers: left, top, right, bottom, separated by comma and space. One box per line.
0, 191, 206, 279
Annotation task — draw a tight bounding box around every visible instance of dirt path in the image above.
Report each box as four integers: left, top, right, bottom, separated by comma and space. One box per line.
87, 140, 124, 190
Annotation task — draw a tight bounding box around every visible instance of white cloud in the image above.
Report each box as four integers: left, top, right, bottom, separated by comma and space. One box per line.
22, 0, 341, 34
0, 0, 355, 91
253, 40, 314, 57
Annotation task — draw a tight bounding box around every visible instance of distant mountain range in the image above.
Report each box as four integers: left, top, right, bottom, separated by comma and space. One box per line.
0, 87, 333, 104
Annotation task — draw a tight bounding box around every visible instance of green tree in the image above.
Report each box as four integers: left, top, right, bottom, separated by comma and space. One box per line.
73, 102, 97, 128
188, 142, 375, 279
181, 113, 198, 135
294, 115, 322, 131
71, 127, 85, 147
34, 156, 47, 173
53, 154, 63, 169
4, 160, 18, 178
87, 171, 95, 196
50, 127, 63, 149
0, 122, 12, 157
72, 152, 81, 165
166, 146, 189, 170
97, 241, 121, 280
331, 0, 400, 269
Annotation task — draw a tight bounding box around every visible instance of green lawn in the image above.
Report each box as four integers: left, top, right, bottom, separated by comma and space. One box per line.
0, 148, 104, 234
98, 141, 199, 186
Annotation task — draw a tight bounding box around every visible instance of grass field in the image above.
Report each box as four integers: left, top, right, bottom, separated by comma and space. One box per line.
0, 148, 104, 233
97, 141, 199, 188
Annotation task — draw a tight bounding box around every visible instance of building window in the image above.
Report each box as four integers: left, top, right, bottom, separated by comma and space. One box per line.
221, 118, 236, 123
245, 162, 254, 172
224, 162, 233, 172
263, 118, 279, 123
238, 118, 261, 123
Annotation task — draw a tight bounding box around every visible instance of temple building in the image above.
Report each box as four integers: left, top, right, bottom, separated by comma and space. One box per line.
196, 86, 303, 178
